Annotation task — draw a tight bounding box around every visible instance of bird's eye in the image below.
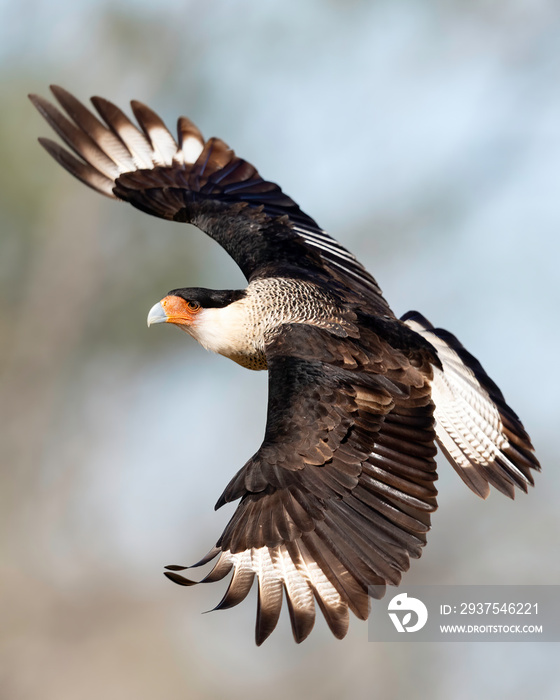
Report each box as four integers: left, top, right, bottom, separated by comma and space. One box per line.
186, 301, 201, 312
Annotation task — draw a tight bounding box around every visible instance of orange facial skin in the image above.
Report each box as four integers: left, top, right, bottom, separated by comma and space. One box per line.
160, 295, 201, 326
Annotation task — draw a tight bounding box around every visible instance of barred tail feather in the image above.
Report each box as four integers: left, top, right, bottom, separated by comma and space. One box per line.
401, 311, 540, 499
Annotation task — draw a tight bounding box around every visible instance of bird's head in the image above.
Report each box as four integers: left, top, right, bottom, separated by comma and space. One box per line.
148, 287, 246, 328
147, 291, 202, 331
147, 287, 248, 354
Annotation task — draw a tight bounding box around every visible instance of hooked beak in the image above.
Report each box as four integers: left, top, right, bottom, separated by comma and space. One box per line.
147, 301, 168, 327
147, 295, 200, 328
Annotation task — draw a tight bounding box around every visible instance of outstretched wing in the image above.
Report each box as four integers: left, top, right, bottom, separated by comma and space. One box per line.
165, 321, 439, 644
402, 311, 540, 498
29, 86, 388, 312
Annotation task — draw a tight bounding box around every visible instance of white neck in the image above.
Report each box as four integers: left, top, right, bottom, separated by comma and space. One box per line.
183, 298, 267, 370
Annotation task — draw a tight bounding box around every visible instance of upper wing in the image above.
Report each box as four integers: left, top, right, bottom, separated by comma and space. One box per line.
29, 86, 389, 312
164, 321, 439, 644
402, 311, 540, 498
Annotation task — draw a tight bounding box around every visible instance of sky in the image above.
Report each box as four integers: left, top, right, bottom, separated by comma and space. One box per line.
1, 1, 559, 699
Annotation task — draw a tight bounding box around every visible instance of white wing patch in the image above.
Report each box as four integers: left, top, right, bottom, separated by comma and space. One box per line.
166, 543, 347, 644
218, 543, 345, 626
181, 134, 205, 164
29, 88, 207, 199
177, 115, 205, 164
145, 124, 178, 166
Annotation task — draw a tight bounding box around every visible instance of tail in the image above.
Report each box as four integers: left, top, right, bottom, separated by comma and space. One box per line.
401, 311, 540, 499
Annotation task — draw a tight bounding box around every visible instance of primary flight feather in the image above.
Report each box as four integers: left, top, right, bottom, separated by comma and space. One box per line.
29, 86, 540, 644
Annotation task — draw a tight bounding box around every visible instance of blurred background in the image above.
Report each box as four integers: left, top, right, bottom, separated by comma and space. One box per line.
1, 0, 559, 698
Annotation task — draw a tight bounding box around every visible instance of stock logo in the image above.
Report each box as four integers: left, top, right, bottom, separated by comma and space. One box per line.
387, 593, 428, 633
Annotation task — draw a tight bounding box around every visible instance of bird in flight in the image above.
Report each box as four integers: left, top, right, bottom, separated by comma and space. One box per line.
30, 86, 539, 644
